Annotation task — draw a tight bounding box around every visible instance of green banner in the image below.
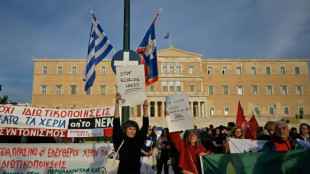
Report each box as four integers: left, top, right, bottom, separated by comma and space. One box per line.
201, 149, 310, 174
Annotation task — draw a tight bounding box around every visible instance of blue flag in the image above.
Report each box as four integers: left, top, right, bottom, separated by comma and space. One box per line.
83, 12, 113, 91
136, 9, 161, 86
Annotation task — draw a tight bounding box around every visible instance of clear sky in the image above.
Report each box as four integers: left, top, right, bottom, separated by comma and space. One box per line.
0, 0, 309, 103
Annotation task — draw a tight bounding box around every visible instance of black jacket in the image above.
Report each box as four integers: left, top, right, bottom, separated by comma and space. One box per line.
112, 117, 148, 174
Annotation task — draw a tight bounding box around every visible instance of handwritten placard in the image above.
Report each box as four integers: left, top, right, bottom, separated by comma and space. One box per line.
0, 143, 114, 173
165, 93, 194, 132
116, 65, 146, 106
0, 105, 114, 137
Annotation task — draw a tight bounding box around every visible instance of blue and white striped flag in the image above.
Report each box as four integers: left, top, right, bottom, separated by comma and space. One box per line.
83, 12, 113, 91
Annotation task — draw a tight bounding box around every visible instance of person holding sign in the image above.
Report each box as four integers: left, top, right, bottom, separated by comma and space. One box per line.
165, 111, 213, 174
112, 92, 149, 174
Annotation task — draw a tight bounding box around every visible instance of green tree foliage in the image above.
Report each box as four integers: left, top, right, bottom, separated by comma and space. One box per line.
0, 84, 8, 104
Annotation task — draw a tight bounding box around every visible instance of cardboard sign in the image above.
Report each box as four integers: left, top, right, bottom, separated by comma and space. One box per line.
165, 93, 194, 132
116, 65, 146, 106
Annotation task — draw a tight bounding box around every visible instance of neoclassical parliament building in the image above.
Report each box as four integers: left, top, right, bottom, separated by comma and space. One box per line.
32, 46, 310, 128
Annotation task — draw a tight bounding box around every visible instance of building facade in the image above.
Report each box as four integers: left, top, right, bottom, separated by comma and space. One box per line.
32, 46, 310, 128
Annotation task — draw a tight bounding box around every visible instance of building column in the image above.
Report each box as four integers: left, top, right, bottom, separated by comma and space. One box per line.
198, 101, 201, 117
202, 102, 206, 117
161, 101, 164, 117
148, 101, 151, 117
140, 105, 143, 117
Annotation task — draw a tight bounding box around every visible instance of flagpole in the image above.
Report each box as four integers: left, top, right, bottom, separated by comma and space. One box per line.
151, 8, 162, 25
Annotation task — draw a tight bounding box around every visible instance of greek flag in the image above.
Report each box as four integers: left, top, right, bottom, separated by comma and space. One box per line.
83, 12, 113, 91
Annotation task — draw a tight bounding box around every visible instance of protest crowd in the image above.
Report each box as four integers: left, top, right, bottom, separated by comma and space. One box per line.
1, 92, 310, 174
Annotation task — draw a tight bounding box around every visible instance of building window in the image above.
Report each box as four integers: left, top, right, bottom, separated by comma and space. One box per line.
189, 85, 195, 92
223, 85, 228, 95
267, 85, 273, 95
237, 66, 242, 75
281, 85, 288, 95
176, 81, 182, 92
296, 86, 302, 95
162, 63, 167, 74
169, 81, 175, 92
298, 107, 304, 115
209, 107, 215, 115
222, 67, 227, 75
176, 62, 181, 74
208, 86, 214, 95
283, 106, 290, 115
189, 66, 194, 74
130, 107, 135, 115
72, 66, 77, 74
280, 67, 285, 74
266, 66, 271, 75
43, 66, 48, 74
224, 107, 229, 115
207, 67, 213, 74
149, 85, 155, 92
295, 66, 300, 75
86, 88, 91, 95
268, 106, 275, 115
56, 85, 62, 95
251, 67, 256, 75
57, 66, 62, 74
252, 85, 258, 95
114, 86, 118, 94
253, 107, 260, 115
41, 86, 47, 95
101, 66, 106, 74
162, 81, 168, 92
71, 85, 76, 95
101, 85, 106, 95
237, 86, 243, 95
150, 106, 155, 117
170, 63, 174, 74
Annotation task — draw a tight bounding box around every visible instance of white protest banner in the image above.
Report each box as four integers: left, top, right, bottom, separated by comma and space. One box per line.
0, 105, 114, 137
228, 138, 267, 153
0, 143, 115, 173
116, 65, 146, 106
228, 138, 310, 153
166, 93, 194, 132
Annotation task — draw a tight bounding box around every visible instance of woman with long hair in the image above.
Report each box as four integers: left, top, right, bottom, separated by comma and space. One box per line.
112, 93, 149, 174
224, 126, 245, 153
211, 127, 225, 153
156, 128, 170, 174
166, 111, 212, 174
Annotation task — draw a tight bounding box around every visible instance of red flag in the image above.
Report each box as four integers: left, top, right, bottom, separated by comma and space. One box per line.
236, 101, 245, 126
247, 115, 260, 140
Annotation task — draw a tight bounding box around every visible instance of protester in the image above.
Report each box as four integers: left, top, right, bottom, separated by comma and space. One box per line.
156, 127, 170, 174
290, 127, 298, 139
227, 122, 235, 136
140, 126, 154, 174
261, 121, 304, 152
257, 121, 275, 140
169, 132, 182, 174
296, 123, 310, 142
151, 126, 158, 171
166, 111, 212, 174
112, 92, 149, 174
212, 127, 225, 153
224, 126, 245, 153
